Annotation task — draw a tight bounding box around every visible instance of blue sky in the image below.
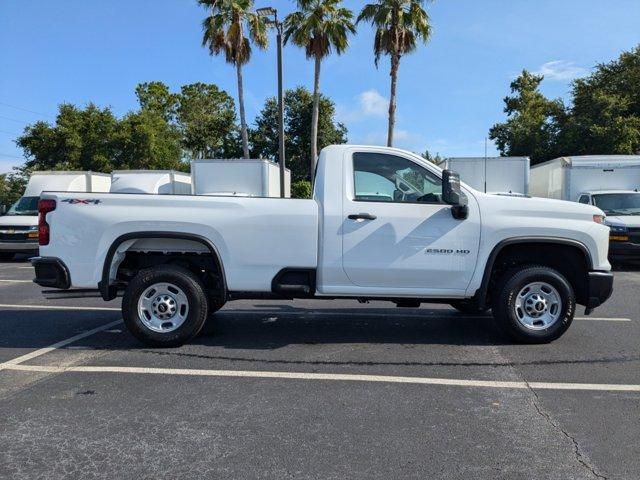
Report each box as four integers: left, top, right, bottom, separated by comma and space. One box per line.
1, 0, 639, 173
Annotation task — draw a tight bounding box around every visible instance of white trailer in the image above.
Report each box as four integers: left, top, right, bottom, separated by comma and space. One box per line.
110, 170, 191, 195
530, 155, 640, 201
442, 157, 530, 195
24, 171, 111, 196
191, 159, 291, 198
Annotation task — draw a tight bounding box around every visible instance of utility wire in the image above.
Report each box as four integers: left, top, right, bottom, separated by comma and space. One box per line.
0, 101, 54, 119
0, 115, 29, 124
0, 152, 23, 159
0, 129, 20, 136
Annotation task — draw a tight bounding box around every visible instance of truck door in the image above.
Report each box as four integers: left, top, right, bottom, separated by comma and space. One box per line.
341, 150, 481, 294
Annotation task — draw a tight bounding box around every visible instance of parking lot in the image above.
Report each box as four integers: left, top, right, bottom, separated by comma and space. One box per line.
0, 257, 638, 479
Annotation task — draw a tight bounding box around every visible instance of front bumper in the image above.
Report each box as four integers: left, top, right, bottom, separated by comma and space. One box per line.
0, 240, 39, 252
31, 257, 71, 289
609, 240, 640, 263
585, 271, 614, 311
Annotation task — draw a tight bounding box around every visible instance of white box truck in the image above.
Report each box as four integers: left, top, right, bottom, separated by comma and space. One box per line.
192, 159, 291, 198
442, 157, 530, 195
110, 170, 191, 195
530, 155, 640, 264
0, 171, 111, 260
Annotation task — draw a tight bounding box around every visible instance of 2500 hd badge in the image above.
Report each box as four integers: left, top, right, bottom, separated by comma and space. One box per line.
425, 248, 471, 255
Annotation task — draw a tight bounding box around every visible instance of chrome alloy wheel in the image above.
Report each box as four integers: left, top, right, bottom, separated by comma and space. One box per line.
137, 282, 189, 333
514, 281, 562, 330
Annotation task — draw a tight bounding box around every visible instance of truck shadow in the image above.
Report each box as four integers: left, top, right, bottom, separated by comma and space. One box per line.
193, 307, 507, 349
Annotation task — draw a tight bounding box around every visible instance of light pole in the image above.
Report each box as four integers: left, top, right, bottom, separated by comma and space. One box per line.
257, 7, 286, 198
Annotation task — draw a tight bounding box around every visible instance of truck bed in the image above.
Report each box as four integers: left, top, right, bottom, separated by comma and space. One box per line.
39, 192, 319, 291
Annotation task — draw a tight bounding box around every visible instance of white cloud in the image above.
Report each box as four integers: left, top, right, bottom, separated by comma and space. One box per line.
359, 89, 388, 117
336, 89, 389, 123
533, 60, 588, 81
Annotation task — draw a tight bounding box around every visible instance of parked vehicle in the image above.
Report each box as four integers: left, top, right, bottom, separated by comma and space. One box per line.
576, 190, 640, 264
0, 171, 110, 260
192, 159, 291, 197
442, 156, 530, 195
33, 146, 613, 346
110, 170, 192, 195
530, 155, 640, 263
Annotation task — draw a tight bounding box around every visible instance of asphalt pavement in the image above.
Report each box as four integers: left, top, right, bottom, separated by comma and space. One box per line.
0, 256, 639, 479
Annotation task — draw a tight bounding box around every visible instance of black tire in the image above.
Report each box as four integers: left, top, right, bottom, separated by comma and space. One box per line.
0, 252, 15, 261
492, 265, 575, 344
449, 300, 489, 315
122, 265, 209, 347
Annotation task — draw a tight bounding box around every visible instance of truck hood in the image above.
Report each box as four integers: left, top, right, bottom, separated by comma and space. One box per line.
474, 192, 604, 220
605, 215, 640, 228
0, 215, 38, 226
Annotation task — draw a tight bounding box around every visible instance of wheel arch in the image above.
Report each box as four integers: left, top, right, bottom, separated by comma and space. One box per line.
476, 237, 593, 308
99, 231, 227, 302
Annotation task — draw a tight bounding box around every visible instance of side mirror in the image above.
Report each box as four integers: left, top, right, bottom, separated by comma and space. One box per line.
442, 170, 468, 220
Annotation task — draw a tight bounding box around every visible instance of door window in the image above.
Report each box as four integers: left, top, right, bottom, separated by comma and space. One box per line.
353, 152, 443, 204
578, 195, 590, 205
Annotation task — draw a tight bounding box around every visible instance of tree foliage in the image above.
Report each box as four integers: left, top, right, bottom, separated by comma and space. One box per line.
199, 0, 268, 158
489, 71, 566, 164
250, 86, 347, 181
284, 0, 355, 181
490, 46, 640, 164
357, 0, 433, 147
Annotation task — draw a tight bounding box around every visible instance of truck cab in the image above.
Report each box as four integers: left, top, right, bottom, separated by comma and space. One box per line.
578, 190, 640, 264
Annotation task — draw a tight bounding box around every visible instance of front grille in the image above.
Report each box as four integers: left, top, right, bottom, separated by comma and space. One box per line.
0, 226, 37, 242
0, 225, 33, 232
627, 227, 640, 244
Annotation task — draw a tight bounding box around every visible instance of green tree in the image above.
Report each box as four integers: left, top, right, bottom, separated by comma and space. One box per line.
357, 0, 433, 147
0, 171, 27, 208
114, 110, 184, 171
568, 45, 640, 155
17, 103, 119, 172
176, 82, 242, 159
284, 0, 355, 183
136, 81, 179, 122
489, 70, 567, 165
421, 149, 444, 165
199, 0, 268, 159
250, 86, 347, 182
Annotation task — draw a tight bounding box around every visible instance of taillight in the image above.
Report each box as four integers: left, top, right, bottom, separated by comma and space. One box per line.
38, 199, 56, 246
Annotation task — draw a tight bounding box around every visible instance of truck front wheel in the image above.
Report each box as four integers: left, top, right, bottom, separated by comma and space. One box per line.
492, 266, 575, 344
122, 265, 209, 347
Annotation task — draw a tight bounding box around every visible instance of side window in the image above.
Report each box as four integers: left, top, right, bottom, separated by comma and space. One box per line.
578, 195, 590, 205
353, 152, 443, 204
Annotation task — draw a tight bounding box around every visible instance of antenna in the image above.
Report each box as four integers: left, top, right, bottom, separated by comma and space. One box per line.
484, 137, 488, 193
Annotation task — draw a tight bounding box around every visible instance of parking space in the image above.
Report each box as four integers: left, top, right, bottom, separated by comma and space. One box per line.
1, 259, 639, 479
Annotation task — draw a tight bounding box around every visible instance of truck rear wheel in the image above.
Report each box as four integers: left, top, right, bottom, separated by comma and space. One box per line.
0, 252, 15, 261
492, 265, 575, 344
122, 265, 209, 347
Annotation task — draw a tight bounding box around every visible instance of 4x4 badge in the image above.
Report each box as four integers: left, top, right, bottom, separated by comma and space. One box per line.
61, 199, 102, 205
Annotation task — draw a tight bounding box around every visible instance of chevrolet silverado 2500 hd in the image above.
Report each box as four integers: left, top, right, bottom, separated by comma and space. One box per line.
32, 145, 614, 346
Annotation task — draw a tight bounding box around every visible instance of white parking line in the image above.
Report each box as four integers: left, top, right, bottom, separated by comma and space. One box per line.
0, 319, 122, 372
0, 279, 32, 283
0, 303, 120, 311
4, 363, 640, 392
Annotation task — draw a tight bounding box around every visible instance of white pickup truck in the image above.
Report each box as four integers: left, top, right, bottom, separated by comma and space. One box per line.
32, 145, 614, 346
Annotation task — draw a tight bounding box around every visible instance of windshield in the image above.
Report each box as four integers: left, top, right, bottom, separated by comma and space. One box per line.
6, 196, 39, 216
592, 193, 640, 216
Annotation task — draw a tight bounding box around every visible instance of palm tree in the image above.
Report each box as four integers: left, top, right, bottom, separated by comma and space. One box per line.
199, 0, 267, 158
284, 1, 355, 182
357, 0, 432, 147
